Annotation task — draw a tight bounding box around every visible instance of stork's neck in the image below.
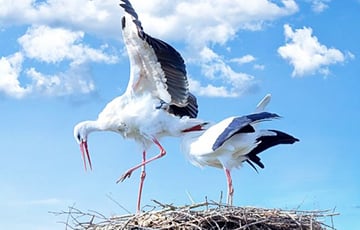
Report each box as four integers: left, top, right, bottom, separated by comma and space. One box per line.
82, 120, 107, 134
125, 80, 134, 96
180, 129, 203, 149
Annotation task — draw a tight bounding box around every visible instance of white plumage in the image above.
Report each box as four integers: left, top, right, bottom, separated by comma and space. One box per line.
73, 0, 202, 212
180, 95, 299, 205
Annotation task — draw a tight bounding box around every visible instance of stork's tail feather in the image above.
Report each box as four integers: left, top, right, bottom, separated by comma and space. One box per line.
246, 130, 299, 171
255, 94, 271, 113
168, 92, 199, 118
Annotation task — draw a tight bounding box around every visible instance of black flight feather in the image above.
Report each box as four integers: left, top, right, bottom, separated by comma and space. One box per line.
246, 130, 299, 171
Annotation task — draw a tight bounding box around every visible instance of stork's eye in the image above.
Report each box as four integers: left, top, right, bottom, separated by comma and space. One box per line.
77, 133, 81, 141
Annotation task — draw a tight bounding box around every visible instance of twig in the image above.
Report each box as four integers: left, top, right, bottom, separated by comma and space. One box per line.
106, 193, 131, 214
186, 190, 196, 204
151, 199, 177, 210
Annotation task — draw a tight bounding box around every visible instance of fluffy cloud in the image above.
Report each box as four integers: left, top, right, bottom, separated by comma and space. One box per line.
0, 51, 96, 98
133, 0, 298, 46
0, 52, 30, 98
18, 25, 118, 65
18, 26, 85, 63
254, 64, 265, 70
230, 55, 256, 65
189, 78, 234, 97
0, 0, 120, 38
26, 67, 95, 97
310, 0, 330, 13
0, 25, 117, 98
189, 47, 258, 97
278, 24, 346, 77
231, 55, 265, 71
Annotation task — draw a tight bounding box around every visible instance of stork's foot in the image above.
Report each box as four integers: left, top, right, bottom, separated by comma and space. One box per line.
116, 170, 133, 183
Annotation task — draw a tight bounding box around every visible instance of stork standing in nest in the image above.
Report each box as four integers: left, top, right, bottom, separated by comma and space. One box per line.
180, 95, 299, 204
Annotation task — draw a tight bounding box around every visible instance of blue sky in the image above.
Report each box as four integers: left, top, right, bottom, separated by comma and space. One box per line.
0, 0, 359, 229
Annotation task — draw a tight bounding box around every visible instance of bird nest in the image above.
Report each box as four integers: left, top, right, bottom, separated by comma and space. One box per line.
52, 200, 338, 230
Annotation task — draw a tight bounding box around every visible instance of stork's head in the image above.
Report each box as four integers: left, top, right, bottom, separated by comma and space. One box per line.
73, 121, 93, 171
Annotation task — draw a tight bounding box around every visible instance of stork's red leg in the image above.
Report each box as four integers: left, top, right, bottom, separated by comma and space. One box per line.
116, 138, 166, 183
224, 167, 234, 205
136, 151, 147, 213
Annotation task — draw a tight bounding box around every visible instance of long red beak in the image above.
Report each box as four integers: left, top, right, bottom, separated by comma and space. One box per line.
80, 140, 92, 171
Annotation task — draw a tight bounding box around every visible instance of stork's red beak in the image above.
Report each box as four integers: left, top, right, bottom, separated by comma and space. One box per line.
80, 140, 92, 171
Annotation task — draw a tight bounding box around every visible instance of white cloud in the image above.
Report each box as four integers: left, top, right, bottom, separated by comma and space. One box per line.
0, 25, 118, 98
230, 54, 265, 72
26, 67, 95, 97
254, 64, 265, 70
190, 47, 258, 97
134, 0, 298, 46
0, 51, 96, 98
0, 52, 30, 98
189, 78, 236, 97
0, 0, 120, 38
230, 55, 256, 65
18, 25, 118, 65
346, 51, 356, 60
278, 24, 346, 77
18, 25, 84, 63
310, 0, 330, 13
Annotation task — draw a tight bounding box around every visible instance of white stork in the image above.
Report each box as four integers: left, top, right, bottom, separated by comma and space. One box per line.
180, 95, 299, 205
73, 0, 203, 212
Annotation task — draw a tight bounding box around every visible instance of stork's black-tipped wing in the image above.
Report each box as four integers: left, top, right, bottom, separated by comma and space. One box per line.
246, 130, 299, 171
120, 0, 142, 32
120, 0, 190, 107
145, 35, 189, 105
212, 112, 280, 151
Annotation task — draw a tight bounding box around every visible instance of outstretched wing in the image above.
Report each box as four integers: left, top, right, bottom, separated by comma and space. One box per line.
212, 112, 280, 151
120, 0, 190, 108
